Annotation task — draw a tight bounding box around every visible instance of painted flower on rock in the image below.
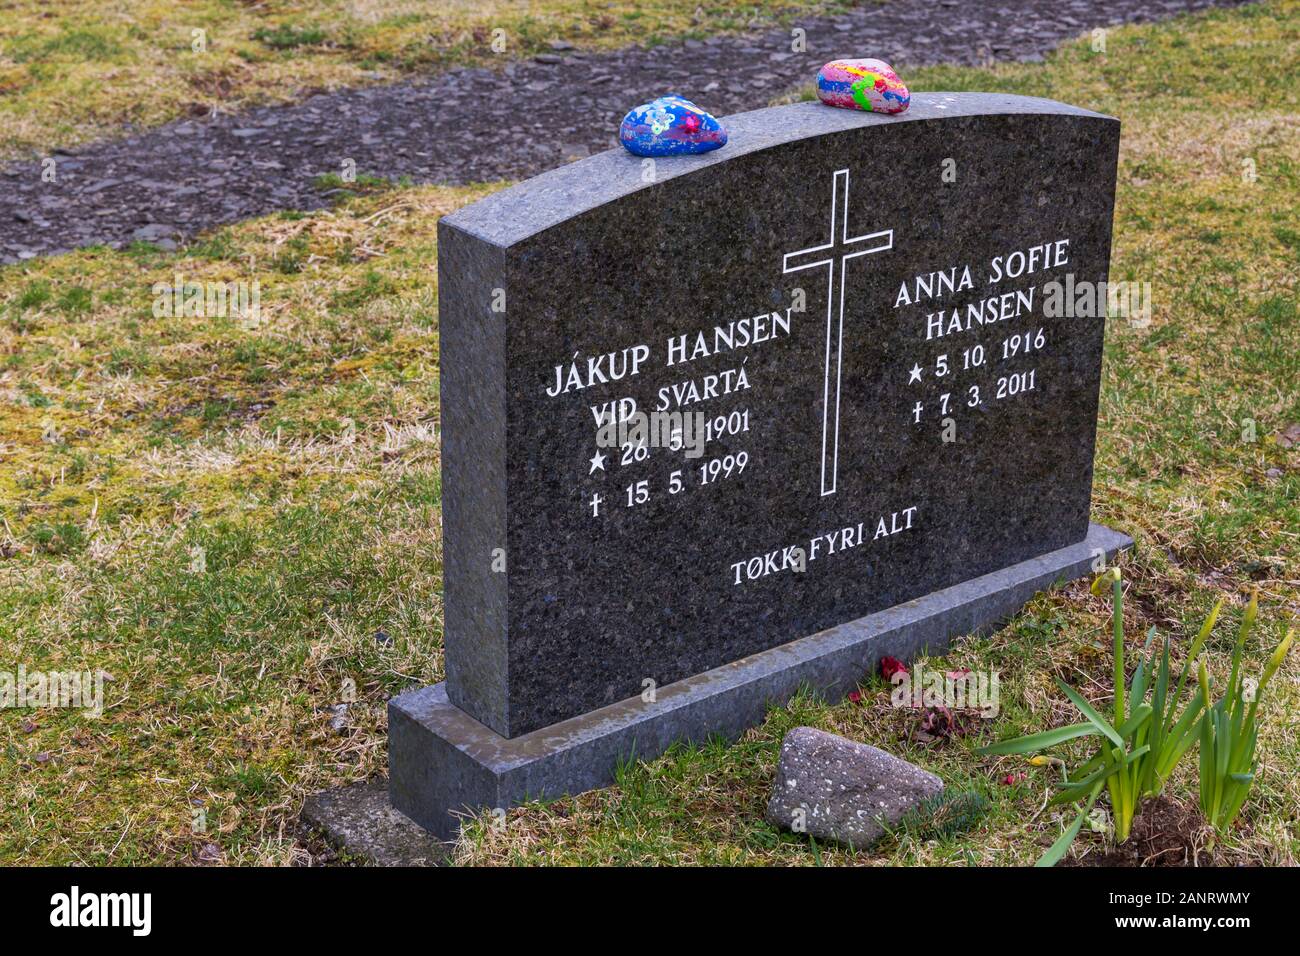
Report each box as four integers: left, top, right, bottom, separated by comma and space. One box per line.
816, 58, 911, 114
645, 105, 674, 135
619, 94, 728, 157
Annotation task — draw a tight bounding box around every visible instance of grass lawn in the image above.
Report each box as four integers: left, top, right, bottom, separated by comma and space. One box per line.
1, 1, 1297, 865
0, 0, 860, 162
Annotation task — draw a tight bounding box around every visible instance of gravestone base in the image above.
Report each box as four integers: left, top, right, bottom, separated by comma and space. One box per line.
390, 523, 1131, 840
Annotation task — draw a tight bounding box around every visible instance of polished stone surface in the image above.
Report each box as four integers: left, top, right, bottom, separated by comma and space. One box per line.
438, 93, 1121, 738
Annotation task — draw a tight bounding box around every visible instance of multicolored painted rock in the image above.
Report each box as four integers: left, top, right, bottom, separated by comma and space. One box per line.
618, 94, 728, 157
816, 59, 911, 114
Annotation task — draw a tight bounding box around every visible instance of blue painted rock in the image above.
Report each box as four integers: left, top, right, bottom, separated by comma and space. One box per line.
618, 94, 728, 157
816, 59, 910, 114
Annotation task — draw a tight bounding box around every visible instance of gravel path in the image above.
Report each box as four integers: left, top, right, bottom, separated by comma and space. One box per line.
1, 0, 1250, 263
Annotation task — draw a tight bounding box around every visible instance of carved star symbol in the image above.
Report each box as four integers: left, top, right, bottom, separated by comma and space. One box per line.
908, 363, 923, 384
589, 450, 607, 473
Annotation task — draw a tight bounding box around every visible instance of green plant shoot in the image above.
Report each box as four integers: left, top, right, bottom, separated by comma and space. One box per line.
977, 568, 1211, 865
1198, 589, 1294, 834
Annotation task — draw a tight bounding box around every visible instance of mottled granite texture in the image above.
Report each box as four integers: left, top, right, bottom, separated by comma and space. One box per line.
766, 728, 943, 848
437, 93, 1121, 738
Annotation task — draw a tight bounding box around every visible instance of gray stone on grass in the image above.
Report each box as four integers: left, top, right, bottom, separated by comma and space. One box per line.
767, 727, 943, 849
302, 780, 451, 867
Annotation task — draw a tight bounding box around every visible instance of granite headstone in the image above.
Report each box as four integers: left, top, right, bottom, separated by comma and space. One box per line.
390, 92, 1131, 839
